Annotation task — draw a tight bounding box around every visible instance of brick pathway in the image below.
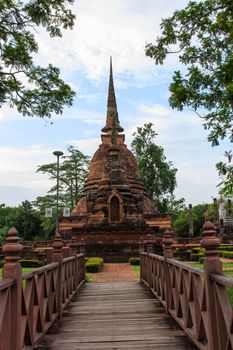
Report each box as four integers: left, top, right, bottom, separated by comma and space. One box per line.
88, 263, 139, 283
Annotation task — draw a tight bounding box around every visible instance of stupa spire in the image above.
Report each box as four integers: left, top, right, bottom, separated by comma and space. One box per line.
101, 57, 124, 138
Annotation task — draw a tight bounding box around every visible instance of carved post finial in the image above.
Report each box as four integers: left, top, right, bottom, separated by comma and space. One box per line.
2, 227, 23, 264
163, 228, 174, 259
52, 230, 64, 262
201, 220, 221, 264
2, 227, 23, 350
139, 236, 145, 253
145, 234, 154, 254
70, 234, 78, 256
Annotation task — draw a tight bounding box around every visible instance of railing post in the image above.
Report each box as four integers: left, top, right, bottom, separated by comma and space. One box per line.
139, 236, 145, 253
163, 228, 173, 313
145, 234, 153, 254
139, 237, 145, 282
79, 238, 86, 256
46, 247, 54, 264
52, 231, 64, 318
70, 235, 78, 256
79, 238, 86, 282
2, 227, 23, 350
201, 220, 222, 350
62, 245, 71, 258
145, 234, 154, 289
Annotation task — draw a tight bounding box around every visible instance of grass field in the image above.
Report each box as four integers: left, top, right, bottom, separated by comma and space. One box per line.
132, 265, 140, 271
0, 267, 39, 279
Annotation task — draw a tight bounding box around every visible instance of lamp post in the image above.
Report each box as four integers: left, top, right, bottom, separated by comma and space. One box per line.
53, 150, 63, 233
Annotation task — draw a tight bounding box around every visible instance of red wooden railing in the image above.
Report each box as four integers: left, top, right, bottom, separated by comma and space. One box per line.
0, 228, 85, 350
140, 222, 233, 350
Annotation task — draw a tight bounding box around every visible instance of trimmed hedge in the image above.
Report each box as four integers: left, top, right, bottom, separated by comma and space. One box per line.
19, 259, 45, 267
219, 251, 233, 259
219, 246, 233, 251
129, 257, 140, 265
190, 247, 204, 263
0, 258, 45, 268
85, 257, 104, 273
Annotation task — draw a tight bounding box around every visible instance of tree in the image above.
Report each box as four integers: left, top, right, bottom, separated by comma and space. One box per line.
216, 151, 233, 196
4, 200, 43, 240
164, 195, 186, 220
0, 203, 16, 242
146, 0, 233, 195
173, 203, 215, 236
131, 123, 177, 212
0, 0, 76, 118
36, 146, 90, 209
32, 195, 57, 239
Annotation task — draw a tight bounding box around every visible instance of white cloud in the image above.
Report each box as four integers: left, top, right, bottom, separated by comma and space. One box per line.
1, 0, 227, 207
34, 0, 189, 85
0, 145, 54, 189
68, 138, 100, 156
0, 105, 19, 122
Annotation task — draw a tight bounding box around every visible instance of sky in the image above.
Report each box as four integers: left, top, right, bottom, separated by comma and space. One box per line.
0, 0, 229, 207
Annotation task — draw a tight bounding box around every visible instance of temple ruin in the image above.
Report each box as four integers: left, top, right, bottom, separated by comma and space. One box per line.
60, 59, 171, 261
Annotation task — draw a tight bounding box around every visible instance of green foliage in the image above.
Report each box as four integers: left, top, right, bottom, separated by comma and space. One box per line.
173, 203, 214, 236
163, 195, 186, 219
0, 204, 16, 242
19, 259, 45, 267
85, 274, 92, 283
219, 251, 233, 259
85, 257, 104, 273
146, 0, 233, 195
0, 201, 46, 241
129, 257, 140, 265
132, 265, 140, 271
190, 247, 204, 262
35, 146, 90, 209
0, 225, 8, 243
216, 152, 233, 196
33, 146, 90, 239
0, 259, 44, 269
0, 0, 75, 118
131, 123, 177, 212
219, 245, 233, 251
9, 200, 43, 240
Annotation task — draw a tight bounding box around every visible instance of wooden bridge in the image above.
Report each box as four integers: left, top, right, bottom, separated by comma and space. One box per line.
1, 222, 233, 350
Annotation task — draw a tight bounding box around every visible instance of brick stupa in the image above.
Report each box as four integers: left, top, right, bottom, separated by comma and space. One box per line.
60, 58, 171, 261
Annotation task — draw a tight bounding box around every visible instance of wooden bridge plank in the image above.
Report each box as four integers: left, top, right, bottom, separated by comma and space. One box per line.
37, 282, 196, 350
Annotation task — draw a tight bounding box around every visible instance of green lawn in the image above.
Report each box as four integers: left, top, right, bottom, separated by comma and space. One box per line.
132, 265, 140, 271
0, 267, 39, 279
187, 262, 233, 269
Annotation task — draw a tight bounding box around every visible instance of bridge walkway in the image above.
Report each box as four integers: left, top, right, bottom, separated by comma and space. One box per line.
37, 282, 196, 350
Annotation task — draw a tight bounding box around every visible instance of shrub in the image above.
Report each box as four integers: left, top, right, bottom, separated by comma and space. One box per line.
219, 245, 233, 251
199, 256, 205, 264
219, 251, 233, 259
19, 259, 45, 267
85, 257, 104, 273
0, 259, 45, 268
85, 262, 101, 273
190, 253, 200, 261
129, 257, 140, 265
